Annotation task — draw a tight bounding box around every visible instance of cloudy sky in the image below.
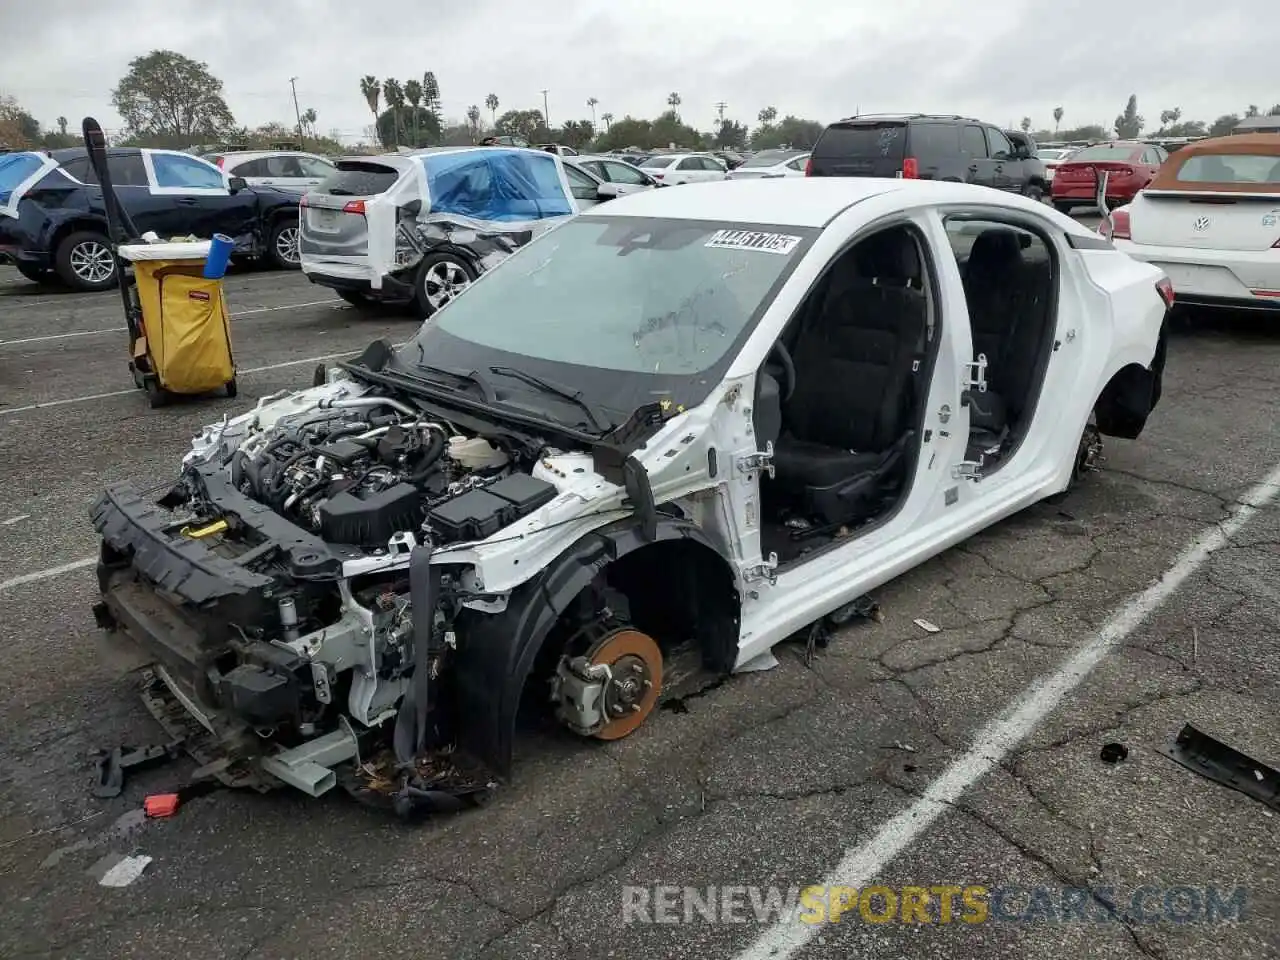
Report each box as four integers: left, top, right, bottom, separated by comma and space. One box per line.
2, 0, 1274, 142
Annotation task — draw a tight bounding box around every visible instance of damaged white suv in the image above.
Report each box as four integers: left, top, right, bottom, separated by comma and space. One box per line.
91, 177, 1172, 815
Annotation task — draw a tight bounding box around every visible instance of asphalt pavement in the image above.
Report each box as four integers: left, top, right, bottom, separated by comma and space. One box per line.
0, 234, 1277, 960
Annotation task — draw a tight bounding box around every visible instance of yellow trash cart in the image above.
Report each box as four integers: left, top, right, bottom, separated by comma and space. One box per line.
118, 241, 237, 408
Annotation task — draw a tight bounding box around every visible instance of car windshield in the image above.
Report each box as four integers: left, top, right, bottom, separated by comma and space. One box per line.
1175, 153, 1280, 184
0, 152, 44, 203
640, 156, 675, 169
397, 215, 816, 428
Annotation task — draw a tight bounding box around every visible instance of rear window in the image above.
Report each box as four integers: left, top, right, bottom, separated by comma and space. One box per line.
641, 156, 676, 169
316, 161, 401, 196
740, 150, 799, 168
1066, 144, 1142, 163
0, 152, 44, 201
813, 123, 906, 159
1175, 154, 1280, 184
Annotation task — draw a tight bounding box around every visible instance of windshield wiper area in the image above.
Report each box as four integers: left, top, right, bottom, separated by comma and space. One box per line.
488, 365, 612, 433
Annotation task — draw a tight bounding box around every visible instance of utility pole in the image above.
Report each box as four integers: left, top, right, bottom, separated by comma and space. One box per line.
541, 89, 550, 132
714, 101, 727, 124
289, 77, 305, 148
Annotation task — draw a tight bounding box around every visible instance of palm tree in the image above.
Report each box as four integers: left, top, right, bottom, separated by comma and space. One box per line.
383, 79, 405, 147
1053, 106, 1063, 133
57, 116, 68, 136
466, 105, 482, 140
667, 92, 682, 119
485, 93, 499, 127
360, 76, 381, 138
600, 112, 613, 132
403, 79, 423, 147
757, 106, 777, 124
302, 108, 318, 139
586, 97, 599, 128
1020, 117, 1031, 133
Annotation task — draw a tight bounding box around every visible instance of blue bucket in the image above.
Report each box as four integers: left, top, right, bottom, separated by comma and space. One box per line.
203, 234, 234, 279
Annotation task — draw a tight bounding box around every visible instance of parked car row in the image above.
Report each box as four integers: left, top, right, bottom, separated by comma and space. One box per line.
0, 147, 303, 290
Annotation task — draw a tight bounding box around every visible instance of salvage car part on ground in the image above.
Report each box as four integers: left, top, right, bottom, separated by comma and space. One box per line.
1158, 722, 1279, 811
89, 177, 1172, 814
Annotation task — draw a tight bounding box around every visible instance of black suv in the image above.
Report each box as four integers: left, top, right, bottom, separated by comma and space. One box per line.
807, 114, 1050, 200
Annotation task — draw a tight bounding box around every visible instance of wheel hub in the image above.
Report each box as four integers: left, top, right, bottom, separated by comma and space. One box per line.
552, 627, 663, 741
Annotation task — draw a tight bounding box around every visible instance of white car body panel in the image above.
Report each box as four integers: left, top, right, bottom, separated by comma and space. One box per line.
639, 153, 728, 185
726, 153, 810, 180
220, 151, 335, 194
1113, 190, 1280, 306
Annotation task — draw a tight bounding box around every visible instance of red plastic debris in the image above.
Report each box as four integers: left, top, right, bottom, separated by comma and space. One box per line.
144, 793, 180, 818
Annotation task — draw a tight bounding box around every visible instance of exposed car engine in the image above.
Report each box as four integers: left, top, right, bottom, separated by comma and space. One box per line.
214, 396, 558, 549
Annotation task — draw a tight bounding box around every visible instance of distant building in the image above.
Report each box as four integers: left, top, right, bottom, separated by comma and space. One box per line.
1232, 115, 1280, 134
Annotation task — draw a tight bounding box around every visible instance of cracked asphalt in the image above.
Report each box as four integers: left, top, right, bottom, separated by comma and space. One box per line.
1, 242, 1277, 960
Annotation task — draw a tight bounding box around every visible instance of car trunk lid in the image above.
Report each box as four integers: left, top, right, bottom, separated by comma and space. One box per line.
808, 120, 907, 178
1129, 191, 1280, 251
300, 159, 404, 259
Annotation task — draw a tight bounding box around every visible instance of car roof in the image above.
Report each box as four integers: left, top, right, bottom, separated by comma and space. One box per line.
579, 177, 1098, 232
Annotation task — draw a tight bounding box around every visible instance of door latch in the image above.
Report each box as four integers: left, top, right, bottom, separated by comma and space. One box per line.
951, 461, 983, 481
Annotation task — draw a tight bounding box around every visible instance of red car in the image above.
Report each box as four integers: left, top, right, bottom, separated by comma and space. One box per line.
1051, 141, 1168, 213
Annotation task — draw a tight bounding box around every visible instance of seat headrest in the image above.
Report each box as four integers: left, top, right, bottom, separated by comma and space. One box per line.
854, 230, 920, 286
967, 228, 1024, 276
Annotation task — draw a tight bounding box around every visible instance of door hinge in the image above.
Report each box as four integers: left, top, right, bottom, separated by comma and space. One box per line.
742, 552, 779, 585
962, 354, 989, 393
951, 460, 983, 481
736, 441, 775, 479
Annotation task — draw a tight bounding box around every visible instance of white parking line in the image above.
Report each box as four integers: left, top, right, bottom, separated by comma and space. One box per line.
0, 557, 96, 594
734, 460, 1280, 960
0, 350, 359, 418
0, 298, 344, 348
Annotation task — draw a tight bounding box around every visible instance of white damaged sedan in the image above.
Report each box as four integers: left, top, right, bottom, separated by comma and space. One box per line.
90, 177, 1172, 815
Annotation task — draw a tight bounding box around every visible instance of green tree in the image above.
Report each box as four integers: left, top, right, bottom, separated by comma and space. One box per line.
558, 119, 595, 150
301, 108, 317, 139
360, 76, 381, 135
495, 109, 548, 141
593, 115, 653, 151
1159, 107, 1181, 127
1052, 106, 1063, 132
1114, 94, 1144, 138
403, 79, 423, 146
1208, 114, 1239, 136
650, 109, 701, 148
751, 114, 822, 150
382, 79, 405, 146
600, 112, 613, 131
1245, 104, 1260, 118
422, 72, 442, 124
1269, 104, 1280, 116
485, 93, 499, 126
666, 92, 682, 120
57, 116, 68, 136
757, 105, 778, 124
466, 104, 482, 138
0, 95, 36, 147
377, 106, 440, 149
111, 49, 236, 142
714, 118, 748, 149
1020, 117, 1032, 133
586, 97, 599, 129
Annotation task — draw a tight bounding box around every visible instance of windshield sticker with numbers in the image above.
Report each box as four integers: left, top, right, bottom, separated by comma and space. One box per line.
704, 229, 802, 255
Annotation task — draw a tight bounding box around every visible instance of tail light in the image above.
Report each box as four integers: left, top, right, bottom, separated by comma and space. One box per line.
215, 157, 225, 169
1098, 208, 1131, 241
652, 173, 664, 180
804, 156, 813, 176
342, 200, 366, 214
902, 157, 919, 179
1156, 277, 1175, 310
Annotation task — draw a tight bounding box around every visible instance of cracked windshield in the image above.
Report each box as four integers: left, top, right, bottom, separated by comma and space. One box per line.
416, 217, 812, 376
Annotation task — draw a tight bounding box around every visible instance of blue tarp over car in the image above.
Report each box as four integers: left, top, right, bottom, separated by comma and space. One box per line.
419, 149, 574, 222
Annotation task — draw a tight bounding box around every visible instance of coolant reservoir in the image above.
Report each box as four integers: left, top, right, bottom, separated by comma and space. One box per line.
448, 435, 509, 470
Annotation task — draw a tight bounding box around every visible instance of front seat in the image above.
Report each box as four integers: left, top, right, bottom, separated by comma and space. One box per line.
771, 231, 929, 526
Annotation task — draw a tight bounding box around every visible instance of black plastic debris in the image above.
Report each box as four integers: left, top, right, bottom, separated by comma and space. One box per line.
1157, 723, 1279, 811
91, 741, 185, 799
1099, 742, 1129, 764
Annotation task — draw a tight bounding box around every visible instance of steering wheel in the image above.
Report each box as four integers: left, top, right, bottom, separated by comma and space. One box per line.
767, 341, 796, 402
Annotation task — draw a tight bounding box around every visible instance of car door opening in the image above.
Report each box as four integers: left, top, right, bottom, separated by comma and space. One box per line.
947, 217, 1060, 476
754, 223, 939, 565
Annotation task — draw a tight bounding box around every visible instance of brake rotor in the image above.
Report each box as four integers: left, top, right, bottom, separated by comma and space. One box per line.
586, 628, 663, 740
